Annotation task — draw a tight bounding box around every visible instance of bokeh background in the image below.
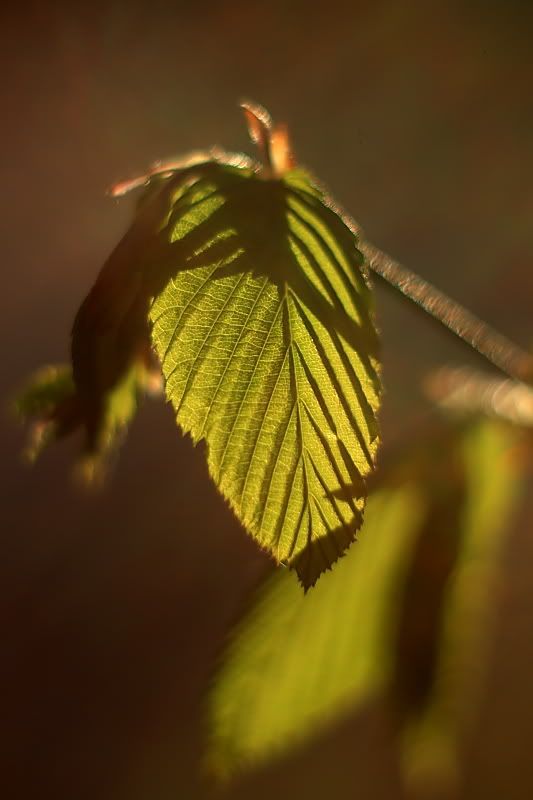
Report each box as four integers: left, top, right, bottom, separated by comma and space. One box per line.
1, 1, 533, 798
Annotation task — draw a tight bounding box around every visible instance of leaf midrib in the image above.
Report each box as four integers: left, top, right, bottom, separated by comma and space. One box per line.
284, 285, 312, 558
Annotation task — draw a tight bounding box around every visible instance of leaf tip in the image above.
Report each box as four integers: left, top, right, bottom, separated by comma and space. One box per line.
239, 99, 295, 176
107, 174, 151, 198
239, 98, 273, 141
291, 538, 352, 592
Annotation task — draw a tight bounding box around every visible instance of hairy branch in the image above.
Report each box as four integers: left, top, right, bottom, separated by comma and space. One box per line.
362, 242, 533, 386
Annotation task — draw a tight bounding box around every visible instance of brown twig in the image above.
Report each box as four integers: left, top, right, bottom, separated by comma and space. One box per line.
362, 242, 533, 386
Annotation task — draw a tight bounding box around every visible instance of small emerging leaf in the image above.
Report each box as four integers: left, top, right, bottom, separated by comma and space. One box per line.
13, 364, 76, 461
240, 100, 295, 176
14, 358, 155, 483
15, 156, 179, 482
74, 358, 154, 483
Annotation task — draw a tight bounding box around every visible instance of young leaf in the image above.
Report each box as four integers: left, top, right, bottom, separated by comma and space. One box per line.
14, 357, 156, 482
13, 364, 77, 461
14, 155, 207, 482
15, 103, 381, 576
206, 417, 524, 780
150, 138, 381, 587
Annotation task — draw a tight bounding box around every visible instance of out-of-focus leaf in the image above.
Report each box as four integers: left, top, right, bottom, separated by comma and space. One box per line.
206, 485, 426, 778
150, 105, 381, 586
206, 417, 524, 780
13, 364, 77, 461
425, 365, 533, 428
14, 364, 75, 420
400, 418, 525, 790
13, 157, 181, 482
14, 356, 156, 482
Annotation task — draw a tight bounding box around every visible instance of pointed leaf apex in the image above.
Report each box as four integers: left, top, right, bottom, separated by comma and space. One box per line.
240, 101, 296, 176
240, 99, 273, 141
240, 100, 275, 175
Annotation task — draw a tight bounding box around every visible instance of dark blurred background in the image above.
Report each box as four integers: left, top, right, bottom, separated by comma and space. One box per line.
1, 2, 533, 798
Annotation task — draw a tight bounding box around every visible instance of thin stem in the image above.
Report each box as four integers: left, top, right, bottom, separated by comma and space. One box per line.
361, 241, 533, 386
424, 365, 533, 427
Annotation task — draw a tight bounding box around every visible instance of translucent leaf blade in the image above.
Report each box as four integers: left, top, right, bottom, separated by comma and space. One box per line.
150, 165, 381, 585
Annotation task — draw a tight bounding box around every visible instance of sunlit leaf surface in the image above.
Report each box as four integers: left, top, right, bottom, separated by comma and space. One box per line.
14, 104, 380, 573
207, 418, 523, 779
150, 163, 381, 585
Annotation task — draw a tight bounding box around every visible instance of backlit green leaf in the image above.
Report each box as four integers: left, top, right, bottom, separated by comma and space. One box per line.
15, 102, 380, 576
150, 160, 381, 586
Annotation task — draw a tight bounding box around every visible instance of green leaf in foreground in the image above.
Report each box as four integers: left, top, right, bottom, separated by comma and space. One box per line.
150, 154, 381, 586
206, 418, 524, 780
